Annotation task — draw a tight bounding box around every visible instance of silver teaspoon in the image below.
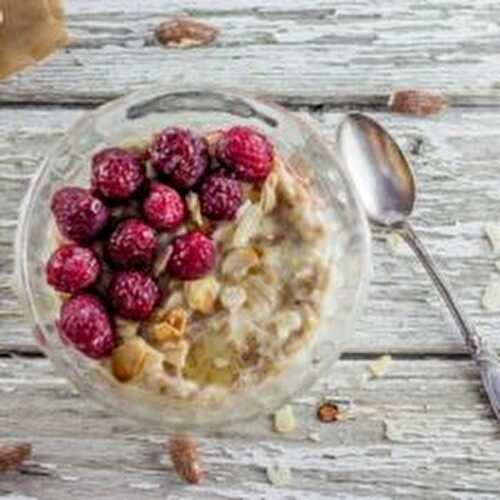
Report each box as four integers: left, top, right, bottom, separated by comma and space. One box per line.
336, 112, 500, 420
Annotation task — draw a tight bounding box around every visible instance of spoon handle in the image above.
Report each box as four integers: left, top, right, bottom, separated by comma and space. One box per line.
398, 221, 500, 420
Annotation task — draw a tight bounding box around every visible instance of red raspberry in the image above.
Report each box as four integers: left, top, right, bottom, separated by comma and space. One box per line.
167, 231, 215, 280
91, 147, 145, 201
148, 127, 208, 189
199, 174, 243, 220
51, 187, 109, 243
108, 270, 160, 320
216, 126, 274, 183
46, 244, 100, 293
59, 293, 115, 359
143, 182, 186, 231
107, 218, 158, 269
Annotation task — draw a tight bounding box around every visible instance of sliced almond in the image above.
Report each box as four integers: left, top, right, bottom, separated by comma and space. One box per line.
232, 203, 262, 247
162, 339, 190, 374
260, 170, 278, 214
222, 247, 260, 279
220, 286, 247, 312
111, 337, 148, 383
186, 192, 204, 227
184, 276, 221, 314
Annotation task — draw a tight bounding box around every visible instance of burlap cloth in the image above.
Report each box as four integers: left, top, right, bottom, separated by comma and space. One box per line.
0, 0, 67, 80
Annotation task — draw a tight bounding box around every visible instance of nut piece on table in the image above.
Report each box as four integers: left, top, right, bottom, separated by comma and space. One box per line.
388, 89, 447, 116
317, 402, 340, 423
0, 443, 32, 472
155, 18, 218, 48
184, 276, 220, 314
111, 337, 148, 383
168, 435, 204, 484
273, 404, 296, 433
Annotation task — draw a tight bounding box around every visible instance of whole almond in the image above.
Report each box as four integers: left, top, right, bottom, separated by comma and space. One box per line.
155, 18, 218, 48
388, 89, 447, 116
0, 443, 32, 472
168, 435, 204, 484
111, 337, 148, 383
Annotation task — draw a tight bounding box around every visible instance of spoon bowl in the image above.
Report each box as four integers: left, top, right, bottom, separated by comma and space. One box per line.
336, 112, 416, 226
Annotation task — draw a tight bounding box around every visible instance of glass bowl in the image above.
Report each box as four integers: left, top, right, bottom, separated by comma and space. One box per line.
15, 86, 371, 432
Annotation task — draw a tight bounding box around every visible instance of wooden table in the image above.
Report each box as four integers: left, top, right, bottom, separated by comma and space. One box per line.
1, 1, 500, 498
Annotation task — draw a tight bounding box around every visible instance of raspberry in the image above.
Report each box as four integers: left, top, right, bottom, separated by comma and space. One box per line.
216, 126, 274, 183
167, 231, 216, 280
107, 218, 158, 269
148, 127, 208, 189
46, 244, 100, 293
51, 187, 109, 243
108, 271, 160, 320
199, 175, 242, 220
143, 182, 186, 231
59, 293, 115, 359
91, 147, 145, 200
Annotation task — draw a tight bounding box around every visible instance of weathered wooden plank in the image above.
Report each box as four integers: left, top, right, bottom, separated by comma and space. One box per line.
0, 357, 499, 499
1, 0, 500, 105
2, 107, 500, 354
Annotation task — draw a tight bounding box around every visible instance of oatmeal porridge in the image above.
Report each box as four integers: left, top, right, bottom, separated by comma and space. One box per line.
46, 125, 331, 402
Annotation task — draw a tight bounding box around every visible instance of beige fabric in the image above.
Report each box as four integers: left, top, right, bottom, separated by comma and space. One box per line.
0, 0, 68, 80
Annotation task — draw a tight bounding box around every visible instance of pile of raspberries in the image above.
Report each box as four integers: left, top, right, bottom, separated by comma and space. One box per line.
46, 126, 274, 359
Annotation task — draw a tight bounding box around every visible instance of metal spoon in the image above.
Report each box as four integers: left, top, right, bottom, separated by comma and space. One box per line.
336, 112, 500, 420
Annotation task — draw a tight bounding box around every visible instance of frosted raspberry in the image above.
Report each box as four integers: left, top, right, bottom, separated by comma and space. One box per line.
167, 231, 215, 280
108, 271, 160, 320
107, 218, 158, 269
143, 182, 186, 231
46, 244, 100, 293
91, 147, 144, 200
51, 187, 109, 243
59, 293, 115, 359
216, 126, 274, 182
199, 174, 242, 220
148, 127, 208, 189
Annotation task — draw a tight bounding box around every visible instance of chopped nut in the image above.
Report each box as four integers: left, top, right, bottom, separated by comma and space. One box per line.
151, 307, 188, 344
386, 233, 412, 257
111, 337, 148, 382
485, 223, 500, 253
0, 443, 32, 472
184, 276, 221, 314
368, 354, 392, 378
232, 203, 262, 247
317, 402, 340, 422
115, 318, 140, 340
186, 192, 204, 227
482, 280, 500, 311
260, 171, 278, 214
222, 247, 260, 279
275, 158, 297, 203
162, 339, 190, 374
168, 435, 204, 484
204, 130, 223, 157
220, 286, 247, 312
155, 18, 218, 48
384, 420, 404, 442
388, 89, 447, 116
153, 245, 173, 277
273, 405, 296, 433
266, 463, 292, 486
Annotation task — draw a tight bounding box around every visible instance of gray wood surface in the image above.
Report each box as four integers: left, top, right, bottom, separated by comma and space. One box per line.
1, 1, 500, 499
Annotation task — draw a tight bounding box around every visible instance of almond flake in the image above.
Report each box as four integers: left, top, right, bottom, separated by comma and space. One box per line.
482, 280, 500, 311
185, 276, 220, 314
186, 192, 204, 227
273, 405, 296, 433
485, 223, 500, 253
232, 203, 262, 247
266, 464, 292, 486
368, 354, 392, 378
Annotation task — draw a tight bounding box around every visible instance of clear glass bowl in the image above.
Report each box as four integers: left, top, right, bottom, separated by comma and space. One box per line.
15, 86, 371, 432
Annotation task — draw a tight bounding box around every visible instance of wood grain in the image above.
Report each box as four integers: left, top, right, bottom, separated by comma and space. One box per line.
1, 0, 500, 105
0, 356, 499, 499
2, 108, 500, 354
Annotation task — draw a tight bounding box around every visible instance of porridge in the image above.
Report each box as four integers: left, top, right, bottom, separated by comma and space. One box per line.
46, 125, 331, 401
